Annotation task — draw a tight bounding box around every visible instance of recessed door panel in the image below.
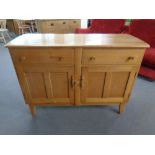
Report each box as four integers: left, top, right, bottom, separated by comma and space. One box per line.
108, 72, 130, 97
81, 66, 136, 104
19, 64, 74, 105
87, 72, 106, 98
50, 72, 69, 98
25, 72, 47, 99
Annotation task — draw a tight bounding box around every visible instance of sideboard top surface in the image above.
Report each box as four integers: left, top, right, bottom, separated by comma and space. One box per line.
6, 33, 150, 48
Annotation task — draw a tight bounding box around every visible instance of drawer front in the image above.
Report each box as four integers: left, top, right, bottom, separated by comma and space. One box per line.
58, 20, 69, 27
45, 27, 56, 33
45, 20, 58, 27
57, 20, 70, 33
11, 48, 74, 65
68, 20, 81, 32
45, 21, 58, 33
37, 20, 80, 33
82, 48, 144, 65
69, 20, 80, 26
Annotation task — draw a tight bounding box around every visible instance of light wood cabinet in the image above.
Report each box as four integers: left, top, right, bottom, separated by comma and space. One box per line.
36, 19, 81, 33
6, 34, 149, 115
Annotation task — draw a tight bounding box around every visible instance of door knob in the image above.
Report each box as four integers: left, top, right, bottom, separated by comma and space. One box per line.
49, 56, 63, 61
127, 56, 134, 61
89, 56, 95, 61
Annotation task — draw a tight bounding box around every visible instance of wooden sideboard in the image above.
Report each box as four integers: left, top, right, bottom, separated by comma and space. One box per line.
36, 19, 81, 33
6, 34, 149, 115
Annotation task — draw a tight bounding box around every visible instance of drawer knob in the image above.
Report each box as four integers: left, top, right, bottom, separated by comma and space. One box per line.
49, 56, 63, 61
89, 56, 96, 61
58, 57, 63, 61
127, 56, 134, 61
19, 56, 27, 61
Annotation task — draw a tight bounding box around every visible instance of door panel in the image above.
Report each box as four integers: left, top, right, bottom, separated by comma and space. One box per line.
87, 72, 106, 98
25, 72, 47, 98
81, 66, 136, 104
50, 72, 69, 98
18, 64, 74, 105
105, 72, 130, 97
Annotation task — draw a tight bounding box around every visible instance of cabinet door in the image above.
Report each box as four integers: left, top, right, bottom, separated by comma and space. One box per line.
17, 64, 74, 105
80, 65, 137, 105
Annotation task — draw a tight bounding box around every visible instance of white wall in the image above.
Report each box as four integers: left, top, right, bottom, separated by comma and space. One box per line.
81, 19, 88, 28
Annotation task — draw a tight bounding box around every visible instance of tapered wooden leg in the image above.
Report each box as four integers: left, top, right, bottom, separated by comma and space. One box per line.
119, 103, 126, 114
28, 104, 36, 116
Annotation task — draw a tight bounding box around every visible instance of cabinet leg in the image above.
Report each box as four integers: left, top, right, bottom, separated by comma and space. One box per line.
28, 104, 36, 116
119, 103, 126, 114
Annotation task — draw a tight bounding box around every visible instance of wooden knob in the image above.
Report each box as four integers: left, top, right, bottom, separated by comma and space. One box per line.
49, 56, 63, 61
51, 23, 54, 26
89, 56, 95, 61
127, 56, 134, 61
58, 57, 63, 61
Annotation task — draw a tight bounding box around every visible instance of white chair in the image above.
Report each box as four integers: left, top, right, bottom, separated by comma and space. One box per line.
29, 20, 36, 32
0, 19, 11, 43
16, 20, 32, 35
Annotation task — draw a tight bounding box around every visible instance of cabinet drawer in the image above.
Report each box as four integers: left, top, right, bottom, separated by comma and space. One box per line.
45, 20, 58, 27
57, 20, 69, 33
58, 20, 69, 26
45, 27, 56, 33
45, 21, 58, 33
11, 48, 74, 65
82, 48, 144, 65
69, 20, 80, 32
69, 20, 80, 28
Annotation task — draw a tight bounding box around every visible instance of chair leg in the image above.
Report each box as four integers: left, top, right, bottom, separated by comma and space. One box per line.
19, 28, 21, 35
31, 24, 35, 32
6, 31, 11, 40
1, 32, 6, 43
29, 27, 32, 33
22, 28, 24, 34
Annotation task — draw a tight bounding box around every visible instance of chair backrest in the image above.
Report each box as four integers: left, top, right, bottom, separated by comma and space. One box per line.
16, 20, 26, 27
129, 19, 155, 48
0, 19, 6, 29
90, 19, 125, 33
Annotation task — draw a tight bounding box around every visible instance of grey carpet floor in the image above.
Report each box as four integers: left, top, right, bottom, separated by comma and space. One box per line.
0, 38, 155, 135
